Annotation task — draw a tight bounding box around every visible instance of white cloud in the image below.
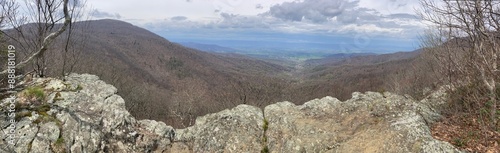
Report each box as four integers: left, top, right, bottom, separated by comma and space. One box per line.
267, 0, 356, 23
85, 0, 425, 40
358, 0, 421, 15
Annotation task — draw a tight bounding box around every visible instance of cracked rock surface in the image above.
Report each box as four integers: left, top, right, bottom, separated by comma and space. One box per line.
0, 74, 462, 152
0, 74, 174, 153
263, 92, 461, 153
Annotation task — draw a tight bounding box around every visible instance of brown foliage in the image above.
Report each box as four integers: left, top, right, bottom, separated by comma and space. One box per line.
2, 19, 435, 129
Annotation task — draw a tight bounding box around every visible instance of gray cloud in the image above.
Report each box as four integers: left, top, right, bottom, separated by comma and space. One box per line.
171, 16, 188, 21
387, 13, 419, 19
255, 4, 263, 9
142, 0, 425, 39
91, 9, 121, 19
268, 0, 357, 23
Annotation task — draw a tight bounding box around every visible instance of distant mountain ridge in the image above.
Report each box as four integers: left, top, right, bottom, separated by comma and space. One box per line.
305, 50, 421, 67
178, 42, 241, 53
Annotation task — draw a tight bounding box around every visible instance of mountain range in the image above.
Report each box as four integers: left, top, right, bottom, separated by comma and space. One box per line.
3, 19, 433, 128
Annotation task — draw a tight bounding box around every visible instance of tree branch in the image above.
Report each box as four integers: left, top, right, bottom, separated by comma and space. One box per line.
0, 0, 71, 75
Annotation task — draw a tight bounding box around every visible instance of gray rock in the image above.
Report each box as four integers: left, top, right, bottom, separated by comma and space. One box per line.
138, 119, 174, 140
30, 122, 60, 153
174, 105, 264, 153
0, 74, 463, 153
14, 119, 39, 153
265, 98, 343, 153
44, 79, 66, 92
0, 74, 172, 152
264, 92, 462, 153
418, 86, 449, 125
35, 122, 60, 142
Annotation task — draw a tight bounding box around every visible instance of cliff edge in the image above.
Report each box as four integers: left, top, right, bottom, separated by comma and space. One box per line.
0, 74, 462, 152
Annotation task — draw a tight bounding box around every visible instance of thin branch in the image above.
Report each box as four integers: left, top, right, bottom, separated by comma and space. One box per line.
0, 0, 71, 75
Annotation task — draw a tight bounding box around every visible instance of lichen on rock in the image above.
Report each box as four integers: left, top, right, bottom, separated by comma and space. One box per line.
0, 74, 173, 153
0, 73, 463, 152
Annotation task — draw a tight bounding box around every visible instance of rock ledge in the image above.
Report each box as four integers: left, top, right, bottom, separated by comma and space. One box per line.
0, 74, 461, 153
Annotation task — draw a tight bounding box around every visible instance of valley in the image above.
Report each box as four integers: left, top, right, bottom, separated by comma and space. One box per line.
1, 19, 434, 128
1, 0, 498, 151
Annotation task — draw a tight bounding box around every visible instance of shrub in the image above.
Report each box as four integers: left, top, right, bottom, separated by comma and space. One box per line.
167, 57, 184, 70
23, 86, 46, 101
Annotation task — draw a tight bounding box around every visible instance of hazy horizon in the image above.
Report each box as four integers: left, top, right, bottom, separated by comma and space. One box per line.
86, 0, 425, 54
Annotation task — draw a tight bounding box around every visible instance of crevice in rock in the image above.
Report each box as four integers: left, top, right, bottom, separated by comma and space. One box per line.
261, 109, 269, 153
103, 93, 115, 102
50, 122, 65, 153
27, 137, 34, 152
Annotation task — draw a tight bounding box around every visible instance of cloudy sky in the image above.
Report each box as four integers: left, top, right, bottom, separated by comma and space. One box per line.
86, 0, 426, 53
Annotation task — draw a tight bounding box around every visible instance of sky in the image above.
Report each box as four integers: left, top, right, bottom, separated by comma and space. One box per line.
85, 0, 427, 53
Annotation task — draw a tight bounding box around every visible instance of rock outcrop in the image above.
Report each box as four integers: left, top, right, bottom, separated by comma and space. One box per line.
0, 74, 462, 152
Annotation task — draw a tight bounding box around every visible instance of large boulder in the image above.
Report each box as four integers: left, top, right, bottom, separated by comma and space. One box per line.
0, 74, 173, 153
173, 105, 264, 152
263, 92, 460, 152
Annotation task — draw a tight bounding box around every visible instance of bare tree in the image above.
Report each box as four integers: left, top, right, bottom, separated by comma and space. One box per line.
170, 79, 207, 128
56, 0, 90, 78
0, 0, 73, 76
418, 0, 500, 128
